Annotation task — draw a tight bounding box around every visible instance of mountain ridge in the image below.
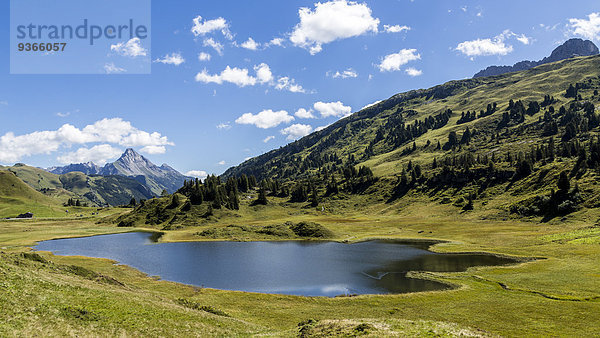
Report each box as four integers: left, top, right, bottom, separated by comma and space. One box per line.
1, 163, 155, 207
473, 38, 598, 78
48, 148, 190, 196
223, 53, 600, 181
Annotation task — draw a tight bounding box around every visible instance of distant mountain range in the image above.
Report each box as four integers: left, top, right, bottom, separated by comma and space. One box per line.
47, 148, 190, 196
473, 38, 599, 78
1, 163, 155, 207
48, 162, 101, 175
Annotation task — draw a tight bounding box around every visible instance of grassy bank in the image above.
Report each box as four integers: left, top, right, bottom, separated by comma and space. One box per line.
1, 204, 599, 336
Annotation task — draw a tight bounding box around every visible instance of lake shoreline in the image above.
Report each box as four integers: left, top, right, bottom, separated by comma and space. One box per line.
2, 216, 597, 336
33, 230, 529, 298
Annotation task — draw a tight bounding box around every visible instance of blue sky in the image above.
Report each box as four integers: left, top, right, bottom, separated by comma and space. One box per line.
1, 0, 599, 178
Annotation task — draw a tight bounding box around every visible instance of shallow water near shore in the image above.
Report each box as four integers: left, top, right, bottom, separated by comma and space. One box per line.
35, 232, 519, 297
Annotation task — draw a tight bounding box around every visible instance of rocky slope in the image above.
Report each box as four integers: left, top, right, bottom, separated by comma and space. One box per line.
48, 148, 190, 196
47, 162, 101, 175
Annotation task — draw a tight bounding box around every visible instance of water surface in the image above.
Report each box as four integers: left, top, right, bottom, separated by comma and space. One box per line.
36, 232, 518, 297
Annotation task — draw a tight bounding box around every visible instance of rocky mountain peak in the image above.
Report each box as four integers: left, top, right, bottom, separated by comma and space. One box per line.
47, 148, 191, 195
545, 38, 599, 63
473, 38, 599, 78
118, 148, 146, 163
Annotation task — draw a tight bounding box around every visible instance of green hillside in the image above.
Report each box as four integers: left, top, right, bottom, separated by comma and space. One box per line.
116, 55, 600, 229
0, 171, 66, 218
224, 55, 600, 181
1, 165, 154, 207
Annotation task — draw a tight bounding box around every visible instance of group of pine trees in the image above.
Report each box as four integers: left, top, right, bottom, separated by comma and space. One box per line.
177, 174, 257, 210
457, 103, 497, 124
154, 81, 598, 220
382, 109, 452, 149
64, 198, 82, 207
171, 163, 376, 211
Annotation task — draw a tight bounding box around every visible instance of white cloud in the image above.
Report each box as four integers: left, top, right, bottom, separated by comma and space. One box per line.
57, 144, 122, 165
104, 63, 126, 74
140, 145, 166, 154
383, 24, 410, 33
154, 52, 185, 66
195, 66, 257, 87
328, 68, 358, 79
198, 52, 211, 61
295, 108, 316, 119
0, 118, 173, 164
360, 100, 382, 110
191, 15, 232, 40
569, 13, 600, 41
216, 123, 231, 130
268, 38, 285, 47
405, 67, 423, 76
56, 109, 79, 118
378, 49, 421, 72
539, 23, 560, 32
254, 63, 274, 84
218, 160, 226, 165
186, 170, 208, 179
456, 38, 511, 57
314, 125, 329, 132
314, 101, 352, 118
263, 136, 275, 143
110, 37, 147, 57
203, 38, 224, 55
239, 37, 286, 49
0, 100, 7, 105
275, 77, 306, 93
195, 63, 304, 93
290, 0, 380, 54
280, 124, 313, 140
241, 37, 260, 50
516, 34, 531, 45
455, 31, 526, 57
235, 109, 294, 129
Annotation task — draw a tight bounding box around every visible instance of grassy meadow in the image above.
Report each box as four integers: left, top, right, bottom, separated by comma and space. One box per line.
1, 195, 599, 337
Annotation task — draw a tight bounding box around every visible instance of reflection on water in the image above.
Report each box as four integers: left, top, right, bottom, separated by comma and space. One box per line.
35, 232, 519, 297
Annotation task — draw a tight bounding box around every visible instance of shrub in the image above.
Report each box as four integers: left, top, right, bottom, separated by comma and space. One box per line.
354, 323, 374, 333
117, 219, 135, 227
289, 222, 333, 238
21, 252, 47, 263
181, 200, 192, 212
61, 306, 100, 321
298, 319, 319, 337
176, 298, 229, 317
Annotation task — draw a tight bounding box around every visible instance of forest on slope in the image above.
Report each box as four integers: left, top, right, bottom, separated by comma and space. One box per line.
116, 55, 600, 228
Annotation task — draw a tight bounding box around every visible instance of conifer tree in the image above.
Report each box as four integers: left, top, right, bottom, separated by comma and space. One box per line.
460, 127, 471, 144
310, 185, 319, 207
557, 171, 570, 192
255, 187, 268, 205
228, 191, 240, 210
